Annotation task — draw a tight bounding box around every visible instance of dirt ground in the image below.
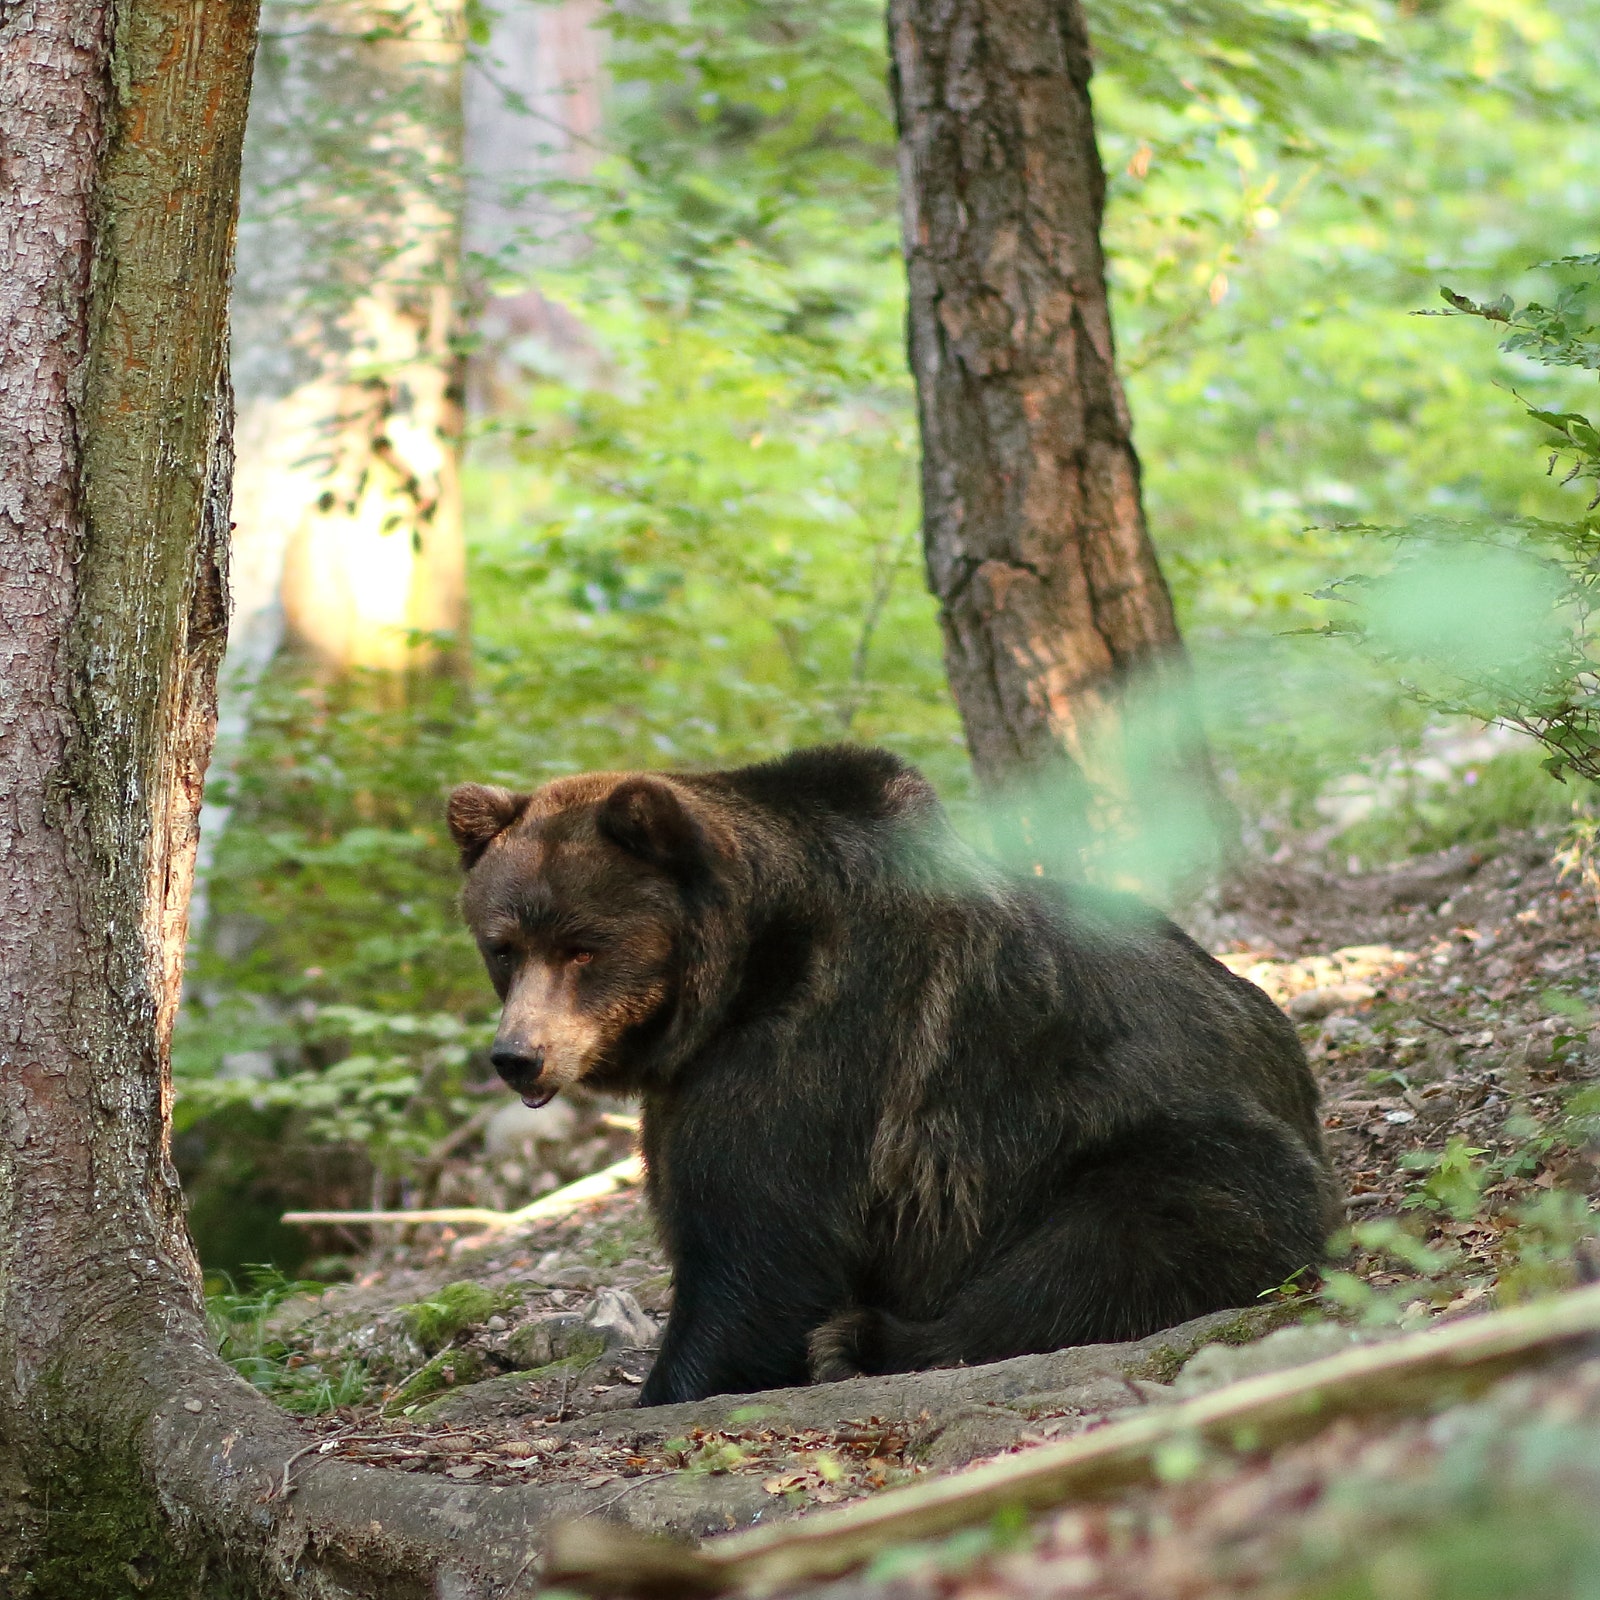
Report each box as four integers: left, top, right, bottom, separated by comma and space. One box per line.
797, 1349, 1600, 1600
261, 823, 1600, 1586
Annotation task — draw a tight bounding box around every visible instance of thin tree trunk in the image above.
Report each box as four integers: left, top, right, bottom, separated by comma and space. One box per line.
888, 0, 1221, 862
464, 0, 604, 271
0, 5, 652, 1594
190, 0, 472, 933
238, 0, 470, 685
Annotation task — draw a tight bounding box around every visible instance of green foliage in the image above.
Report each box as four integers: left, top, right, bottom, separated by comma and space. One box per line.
1122, 1, 1600, 835
1401, 1136, 1490, 1225
1318, 261, 1600, 783
179, 1003, 492, 1170
1301, 1496, 1600, 1600
185, 0, 1600, 1268
175, 675, 507, 1269
1292, 1395, 1600, 1600
862, 1506, 1034, 1584
1333, 746, 1579, 863
1321, 1216, 1464, 1326
206, 1266, 370, 1414
1322, 1134, 1600, 1326
1565, 1082, 1600, 1143
241, 0, 462, 347
1493, 1189, 1600, 1307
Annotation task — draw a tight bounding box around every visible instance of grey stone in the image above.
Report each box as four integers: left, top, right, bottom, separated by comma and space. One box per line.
504, 1314, 597, 1372
484, 1097, 578, 1156
585, 1287, 658, 1352
1170, 1320, 1377, 1398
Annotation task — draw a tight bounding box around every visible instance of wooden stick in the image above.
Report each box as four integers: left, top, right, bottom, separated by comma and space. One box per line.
281, 1154, 644, 1232
546, 1281, 1600, 1596
279, 1206, 509, 1228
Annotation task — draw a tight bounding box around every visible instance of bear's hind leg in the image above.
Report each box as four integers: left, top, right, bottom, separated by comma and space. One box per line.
807, 1308, 878, 1383
816, 1117, 1332, 1379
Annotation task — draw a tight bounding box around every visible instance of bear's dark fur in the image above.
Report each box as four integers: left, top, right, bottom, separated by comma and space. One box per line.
448, 745, 1338, 1407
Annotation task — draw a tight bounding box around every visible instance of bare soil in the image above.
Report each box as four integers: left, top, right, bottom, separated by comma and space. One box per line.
1196, 829, 1600, 1252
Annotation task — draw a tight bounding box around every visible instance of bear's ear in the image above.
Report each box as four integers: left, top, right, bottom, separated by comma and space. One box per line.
598, 779, 703, 874
447, 784, 530, 868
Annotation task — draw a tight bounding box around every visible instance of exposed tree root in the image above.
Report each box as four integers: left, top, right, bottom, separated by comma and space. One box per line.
424, 1305, 1292, 1458
16, 1303, 1287, 1599
545, 1281, 1600, 1597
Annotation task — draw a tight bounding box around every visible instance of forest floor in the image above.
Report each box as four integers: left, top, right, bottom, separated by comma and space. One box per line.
257, 821, 1600, 1589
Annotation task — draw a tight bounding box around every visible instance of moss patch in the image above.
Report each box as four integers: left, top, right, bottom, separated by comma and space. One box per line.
388, 1346, 492, 1411
395, 1281, 516, 1353
515, 1337, 608, 1380
1201, 1302, 1307, 1352
23, 1442, 214, 1600
1126, 1303, 1304, 1384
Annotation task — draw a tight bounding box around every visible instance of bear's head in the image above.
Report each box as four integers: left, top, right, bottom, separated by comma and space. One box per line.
447, 773, 730, 1107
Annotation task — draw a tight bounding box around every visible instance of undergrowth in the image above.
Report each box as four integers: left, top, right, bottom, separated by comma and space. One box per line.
1321, 1130, 1600, 1329
206, 1266, 368, 1415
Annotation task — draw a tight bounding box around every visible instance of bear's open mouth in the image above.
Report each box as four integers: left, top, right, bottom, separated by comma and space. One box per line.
519, 1086, 558, 1109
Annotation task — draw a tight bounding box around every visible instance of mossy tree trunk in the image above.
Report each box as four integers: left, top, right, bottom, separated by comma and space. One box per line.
887, 0, 1223, 866
0, 1, 265, 1583
0, 4, 602, 1594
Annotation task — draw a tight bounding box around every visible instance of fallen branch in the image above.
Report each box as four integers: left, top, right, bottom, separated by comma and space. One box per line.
547, 1282, 1600, 1597
282, 1154, 644, 1233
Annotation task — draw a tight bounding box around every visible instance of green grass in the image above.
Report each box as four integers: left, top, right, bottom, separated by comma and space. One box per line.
206, 1266, 371, 1414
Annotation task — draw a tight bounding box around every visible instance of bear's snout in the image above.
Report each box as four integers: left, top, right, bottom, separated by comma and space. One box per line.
491, 1043, 552, 1106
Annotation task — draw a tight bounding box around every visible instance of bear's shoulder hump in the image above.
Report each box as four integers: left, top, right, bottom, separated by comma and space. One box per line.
722, 744, 939, 823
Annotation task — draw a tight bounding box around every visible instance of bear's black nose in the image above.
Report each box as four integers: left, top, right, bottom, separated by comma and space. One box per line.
491, 1045, 546, 1093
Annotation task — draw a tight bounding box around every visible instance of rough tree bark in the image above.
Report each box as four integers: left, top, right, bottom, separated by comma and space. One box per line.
0, 4, 634, 1595
887, 0, 1221, 858
0, 0, 260, 1578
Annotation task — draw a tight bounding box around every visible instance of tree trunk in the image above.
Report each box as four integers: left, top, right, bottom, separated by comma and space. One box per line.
237, 0, 470, 685
887, 0, 1220, 865
0, 0, 262, 1578
0, 5, 655, 1595
464, 0, 604, 271
189, 0, 473, 933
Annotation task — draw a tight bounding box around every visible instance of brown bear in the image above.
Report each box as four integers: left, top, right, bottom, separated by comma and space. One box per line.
448, 745, 1337, 1407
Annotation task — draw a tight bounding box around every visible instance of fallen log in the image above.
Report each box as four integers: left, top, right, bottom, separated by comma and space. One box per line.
281, 1154, 644, 1233
546, 1281, 1600, 1597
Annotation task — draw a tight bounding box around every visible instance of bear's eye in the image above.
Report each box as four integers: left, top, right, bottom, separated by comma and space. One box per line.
567, 949, 594, 966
